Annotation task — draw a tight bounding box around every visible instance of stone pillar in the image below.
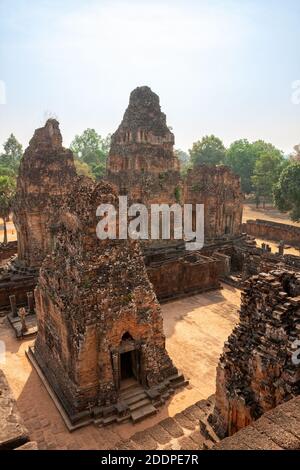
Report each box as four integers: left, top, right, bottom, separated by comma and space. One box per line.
278, 241, 285, 256
111, 351, 120, 391
9, 295, 17, 318
135, 345, 141, 383
27, 292, 34, 314
140, 343, 147, 387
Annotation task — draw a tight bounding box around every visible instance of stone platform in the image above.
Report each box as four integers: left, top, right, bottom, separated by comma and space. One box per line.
27, 346, 188, 431
7, 311, 37, 339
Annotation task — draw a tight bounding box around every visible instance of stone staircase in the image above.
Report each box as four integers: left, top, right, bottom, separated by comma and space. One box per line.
95, 372, 188, 427
120, 383, 157, 423
200, 414, 221, 449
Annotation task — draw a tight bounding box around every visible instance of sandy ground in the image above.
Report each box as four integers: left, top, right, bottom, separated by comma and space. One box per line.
0, 219, 17, 242
254, 238, 300, 256
243, 203, 300, 227
243, 203, 300, 256
0, 284, 240, 450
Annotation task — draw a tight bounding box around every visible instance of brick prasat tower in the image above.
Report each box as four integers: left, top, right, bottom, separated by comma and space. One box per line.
0, 120, 76, 311
13, 119, 76, 268
30, 178, 186, 427
107, 85, 182, 208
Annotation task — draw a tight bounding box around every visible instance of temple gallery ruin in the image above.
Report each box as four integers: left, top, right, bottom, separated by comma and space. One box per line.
0, 86, 299, 449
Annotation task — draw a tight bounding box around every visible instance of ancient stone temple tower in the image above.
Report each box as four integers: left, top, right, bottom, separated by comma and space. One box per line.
184, 165, 243, 240
107, 86, 182, 206
108, 85, 179, 175
31, 178, 185, 426
13, 119, 76, 268
107, 85, 243, 242
210, 270, 300, 438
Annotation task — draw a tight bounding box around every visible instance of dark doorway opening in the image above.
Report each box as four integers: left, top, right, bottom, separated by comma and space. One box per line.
120, 351, 134, 380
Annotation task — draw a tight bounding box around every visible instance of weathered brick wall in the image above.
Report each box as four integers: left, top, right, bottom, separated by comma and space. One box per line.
147, 253, 226, 302
184, 165, 243, 240
243, 219, 300, 247
0, 241, 17, 263
0, 275, 37, 308
212, 396, 300, 450
210, 270, 300, 438
0, 369, 37, 450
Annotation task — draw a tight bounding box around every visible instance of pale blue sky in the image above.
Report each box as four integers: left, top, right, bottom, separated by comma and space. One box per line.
0, 0, 299, 154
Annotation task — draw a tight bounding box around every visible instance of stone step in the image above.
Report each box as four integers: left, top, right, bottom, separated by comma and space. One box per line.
101, 415, 117, 426
116, 414, 130, 424
128, 398, 151, 412
168, 372, 185, 383
131, 404, 157, 423
172, 379, 189, 390
200, 417, 220, 444
123, 392, 148, 406
120, 387, 144, 401
203, 439, 215, 450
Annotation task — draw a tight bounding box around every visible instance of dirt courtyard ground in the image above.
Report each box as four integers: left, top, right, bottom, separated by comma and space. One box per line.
243, 203, 300, 227
0, 284, 240, 450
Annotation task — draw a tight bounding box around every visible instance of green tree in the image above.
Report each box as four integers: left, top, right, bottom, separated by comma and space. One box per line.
274, 162, 300, 221
252, 144, 285, 208
225, 139, 258, 193
174, 149, 191, 175
189, 135, 226, 166
70, 129, 110, 179
0, 134, 23, 174
0, 175, 16, 244
74, 159, 95, 179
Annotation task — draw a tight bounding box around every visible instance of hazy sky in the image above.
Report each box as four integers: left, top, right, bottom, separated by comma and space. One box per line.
0, 0, 299, 154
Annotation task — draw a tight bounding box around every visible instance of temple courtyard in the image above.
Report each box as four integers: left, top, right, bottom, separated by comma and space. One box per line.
0, 284, 240, 450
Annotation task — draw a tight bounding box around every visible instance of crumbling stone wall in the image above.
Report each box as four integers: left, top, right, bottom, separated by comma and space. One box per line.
211, 270, 300, 438
184, 165, 243, 240
13, 119, 76, 268
33, 178, 179, 423
0, 369, 37, 450
147, 252, 226, 302
0, 241, 17, 264
243, 219, 300, 247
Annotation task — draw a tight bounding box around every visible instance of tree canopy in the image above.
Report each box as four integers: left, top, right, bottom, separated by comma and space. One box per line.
274, 162, 300, 221
70, 129, 110, 179
251, 142, 285, 206
189, 135, 226, 166
0, 133, 23, 176
174, 148, 191, 175
225, 139, 258, 193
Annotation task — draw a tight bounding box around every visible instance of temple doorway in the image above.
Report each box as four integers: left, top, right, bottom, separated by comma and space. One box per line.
118, 332, 140, 386
120, 350, 134, 380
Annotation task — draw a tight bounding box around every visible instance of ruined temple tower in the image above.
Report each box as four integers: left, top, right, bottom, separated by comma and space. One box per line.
13, 119, 76, 268
210, 270, 300, 438
30, 178, 185, 426
107, 85, 243, 242
107, 86, 182, 206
